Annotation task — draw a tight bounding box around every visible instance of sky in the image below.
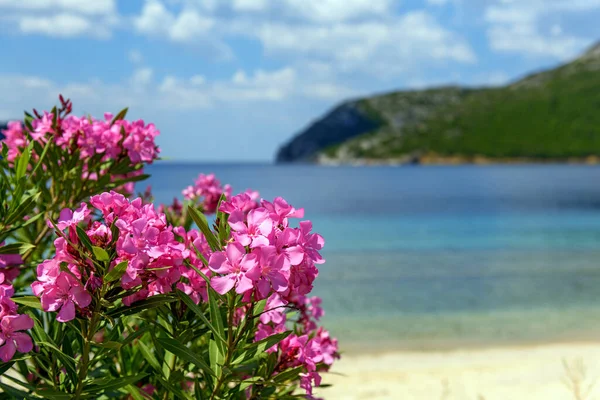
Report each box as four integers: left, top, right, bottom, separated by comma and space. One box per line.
0, 0, 599, 162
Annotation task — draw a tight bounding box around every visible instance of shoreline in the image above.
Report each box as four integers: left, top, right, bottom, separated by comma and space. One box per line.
317, 340, 600, 399
313, 153, 600, 166
339, 335, 600, 356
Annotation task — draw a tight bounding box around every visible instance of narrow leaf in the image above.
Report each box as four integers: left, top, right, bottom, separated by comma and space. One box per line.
177, 291, 226, 347
12, 296, 42, 310
156, 337, 216, 377
107, 295, 177, 318
75, 226, 93, 252
86, 373, 148, 393
187, 206, 221, 251
110, 108, 128, 125
92, 246, 110, 262
105, 261, 128, 282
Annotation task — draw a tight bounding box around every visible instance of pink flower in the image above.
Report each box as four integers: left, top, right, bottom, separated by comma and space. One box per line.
56, 203, 90, 231
271, 227, 304, 269
299, 372, 321, 398
228, 208, 273, 248
209, 243, 260, 295
219, 192, 259, 215
182, 173, 231, 213
39, 272, 91, 322
259, 293, 287, 326
0, 241, 23, 282
252, 246, 289, 299
30, 112, 54, 141
0, 121, 26, 161
0, 315, 34, 362
261, 197, 304, 226
121, 120, 160, 164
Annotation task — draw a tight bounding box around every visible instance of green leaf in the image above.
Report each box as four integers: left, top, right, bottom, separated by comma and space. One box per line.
239, 377, 263, 391
138, 340, 161, 371
12, 296, 42, 310
15, 143, 32, 180
75, 226, 93, 252
86, 373, 148, 394
0, 242, 35, 254
0, 381, 37, 399
187, 206, 221, 251
5, 192, 40, 226
208, 289, 226, 354
92, 246, 110, 262
124, 385, 145, 400
107, 295, 177, 318
155, 376, 193, 400
209, 339, 222, 384
91, 341, 122, 350
0, 361, 14, 376
36, 341, 77, 384
177, 291, 227, 347
34, 388, 71, 399
30, 139, 52, 177
110, 107, 128, 125
105, 261, 128, 282
156, 337, 216, 377
273, 365, 305, 383
244, 331, 291, 354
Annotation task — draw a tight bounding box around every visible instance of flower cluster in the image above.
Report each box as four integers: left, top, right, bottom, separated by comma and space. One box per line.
32, 192, 187, 321
256, 294, 339, 398
206, 195, 333, 397
208, 195, 323, 301
0, 250, 34, 362
1, 98, 159, 194
182, 173, 232, 214
174, 227, 211, 304
92, 192, 186, 305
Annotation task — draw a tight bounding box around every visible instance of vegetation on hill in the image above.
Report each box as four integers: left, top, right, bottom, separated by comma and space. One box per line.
277, 42, 600, 164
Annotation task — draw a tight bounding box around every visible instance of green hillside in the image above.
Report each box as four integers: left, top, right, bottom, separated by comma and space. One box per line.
277, 42, 600, 164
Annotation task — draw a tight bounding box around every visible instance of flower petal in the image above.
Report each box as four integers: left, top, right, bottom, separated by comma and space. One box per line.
0, 341, 16, 362
210, 276, 235, 295
57, 300, 76, 322
12, 332, 33, 353
70, 286, 92, 308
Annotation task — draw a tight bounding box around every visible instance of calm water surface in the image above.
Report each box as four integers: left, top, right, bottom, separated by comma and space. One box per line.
143, 163, 600, 350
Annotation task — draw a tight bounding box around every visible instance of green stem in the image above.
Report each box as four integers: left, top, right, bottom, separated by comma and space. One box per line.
209, 294, 237, 400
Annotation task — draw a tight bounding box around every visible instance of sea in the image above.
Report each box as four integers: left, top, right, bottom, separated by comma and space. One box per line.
142, 163, 600, 352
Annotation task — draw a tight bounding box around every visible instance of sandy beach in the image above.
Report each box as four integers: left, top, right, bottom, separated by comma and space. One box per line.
317, 342, 600, 400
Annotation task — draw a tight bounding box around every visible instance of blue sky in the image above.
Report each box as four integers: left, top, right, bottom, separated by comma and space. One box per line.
0, 0, 599, 161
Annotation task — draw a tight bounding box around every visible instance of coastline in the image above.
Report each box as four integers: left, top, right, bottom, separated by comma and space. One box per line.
317, 340, 600, 399
313, 154, 600, 166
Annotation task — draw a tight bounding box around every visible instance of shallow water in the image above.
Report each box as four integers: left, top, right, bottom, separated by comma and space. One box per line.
143, 163, 600, 350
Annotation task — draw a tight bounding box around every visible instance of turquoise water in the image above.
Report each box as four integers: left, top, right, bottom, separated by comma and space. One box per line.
143, 163, 600, 350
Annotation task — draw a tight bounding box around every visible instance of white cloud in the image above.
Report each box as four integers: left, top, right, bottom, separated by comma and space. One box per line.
134, 0, 174, 36
169, 9, 215, 42
0, 0, 115, 15
17, 13, 106, 38
257, 11, 475, 75
190, 75, 206, 85
485, 0, 599, 59
232, 0, 269, 12
133, 0, 232, 59
134, 1, 213, 42
0, 0, 118, 38
131, 68, 154, 87
279, 0, 394, 22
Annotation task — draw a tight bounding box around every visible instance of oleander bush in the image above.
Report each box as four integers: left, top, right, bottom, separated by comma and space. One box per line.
0, 96, 339, 399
